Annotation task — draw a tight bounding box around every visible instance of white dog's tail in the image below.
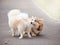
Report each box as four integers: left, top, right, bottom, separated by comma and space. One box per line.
8, 9, 20, 18
8, 9, 29, 20
16, 13, 29, 20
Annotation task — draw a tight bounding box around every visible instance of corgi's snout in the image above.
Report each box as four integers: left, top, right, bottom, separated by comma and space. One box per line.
31, 22, 32, 24
30, 21, 34, 25
30, 22, 36, 26
30, 21, 34, 24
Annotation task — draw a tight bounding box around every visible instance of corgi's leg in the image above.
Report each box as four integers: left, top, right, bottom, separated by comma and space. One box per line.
30, 27, 36, 36
28, 32, 31, 38
31, 32, 36, 36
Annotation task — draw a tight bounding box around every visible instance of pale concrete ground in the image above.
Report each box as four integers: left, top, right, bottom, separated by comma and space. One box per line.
0, 0, 60, 45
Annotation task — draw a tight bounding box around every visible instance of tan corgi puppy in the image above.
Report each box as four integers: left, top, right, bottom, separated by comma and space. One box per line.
30, 16, 43, 36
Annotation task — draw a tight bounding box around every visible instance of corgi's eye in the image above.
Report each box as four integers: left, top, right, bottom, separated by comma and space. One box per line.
34, 20, 36, 22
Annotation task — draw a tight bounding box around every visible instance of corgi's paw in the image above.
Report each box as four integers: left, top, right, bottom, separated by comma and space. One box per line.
28, 35, 32, 38
32, 34, 36, 37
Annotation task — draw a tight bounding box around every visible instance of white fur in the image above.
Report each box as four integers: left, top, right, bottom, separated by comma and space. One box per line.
17, 20, 32, 39
16, 13, 29, 20
8, 9, 30, 38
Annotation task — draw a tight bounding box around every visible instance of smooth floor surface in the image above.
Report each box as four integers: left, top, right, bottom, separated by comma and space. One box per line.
0, 0, 60, 45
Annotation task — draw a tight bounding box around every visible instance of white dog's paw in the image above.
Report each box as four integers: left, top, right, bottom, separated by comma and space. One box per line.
19, 36, 23, 39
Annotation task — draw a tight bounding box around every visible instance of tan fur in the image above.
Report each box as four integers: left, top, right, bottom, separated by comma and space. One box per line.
36, 18, 43, 31
30, 17, 43, 36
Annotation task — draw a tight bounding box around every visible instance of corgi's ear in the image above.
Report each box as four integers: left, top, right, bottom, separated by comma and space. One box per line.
32, 16, 34, 19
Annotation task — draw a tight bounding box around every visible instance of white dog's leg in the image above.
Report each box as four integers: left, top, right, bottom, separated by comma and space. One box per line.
19, 31, 25, 39
18, 28, 24, 39
17, 31, 20, 36
27, 26, 32, 38
11, 28, 16, 37
19, 33, 23, 39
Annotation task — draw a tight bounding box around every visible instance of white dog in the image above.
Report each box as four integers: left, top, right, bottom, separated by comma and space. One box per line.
8, 9, 29, 37
8, 9, 38, 39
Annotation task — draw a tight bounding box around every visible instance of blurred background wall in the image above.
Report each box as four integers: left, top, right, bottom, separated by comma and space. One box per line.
32, 0, 60, 21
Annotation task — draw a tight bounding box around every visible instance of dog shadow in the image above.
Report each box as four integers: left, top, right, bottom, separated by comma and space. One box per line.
14, 34, 45, 39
